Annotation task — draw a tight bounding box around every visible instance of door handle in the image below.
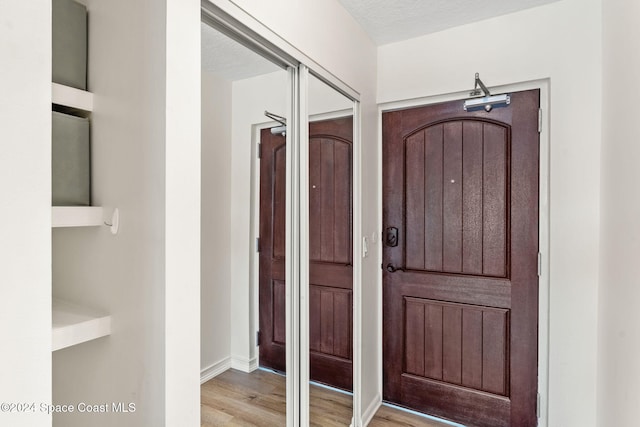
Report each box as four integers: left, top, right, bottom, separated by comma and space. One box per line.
386, 263, 404, 273
385, 227, 399, 247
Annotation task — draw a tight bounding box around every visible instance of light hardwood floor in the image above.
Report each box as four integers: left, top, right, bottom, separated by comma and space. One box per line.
201, 369, 455, 427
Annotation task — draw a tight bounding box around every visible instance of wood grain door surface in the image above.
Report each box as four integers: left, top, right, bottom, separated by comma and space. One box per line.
259, 117, 353, 391
382, 90, 540, 427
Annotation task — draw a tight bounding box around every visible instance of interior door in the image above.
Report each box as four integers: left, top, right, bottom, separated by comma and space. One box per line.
382, 90, 540, 427
259, 127, 288, 373
260, 117, 353, 391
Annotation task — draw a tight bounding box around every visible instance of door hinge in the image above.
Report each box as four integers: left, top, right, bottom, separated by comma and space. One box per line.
257, 142, 262, 159
256, 330, 261, 346
537, 392, 541, 418
537, 252, 542, 276
538, 108, 542, 133
256, 237, 261, 253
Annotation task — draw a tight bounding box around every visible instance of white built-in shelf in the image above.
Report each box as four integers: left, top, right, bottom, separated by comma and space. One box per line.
52, 206, 104, 228
52, 82, 93, 112
52, 298, 111, 352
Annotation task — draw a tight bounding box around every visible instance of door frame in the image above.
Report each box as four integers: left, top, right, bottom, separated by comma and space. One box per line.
376, 79, 550, 427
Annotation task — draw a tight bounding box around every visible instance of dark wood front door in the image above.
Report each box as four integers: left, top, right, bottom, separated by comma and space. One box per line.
259, 117, 353, 391
382, 90, 540, 427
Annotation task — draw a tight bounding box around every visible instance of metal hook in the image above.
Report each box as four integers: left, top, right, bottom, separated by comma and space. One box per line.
103, 208, 119, 235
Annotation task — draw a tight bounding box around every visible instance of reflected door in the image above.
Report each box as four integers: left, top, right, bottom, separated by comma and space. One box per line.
382, 90, 540, 426
259, 117, 353, 391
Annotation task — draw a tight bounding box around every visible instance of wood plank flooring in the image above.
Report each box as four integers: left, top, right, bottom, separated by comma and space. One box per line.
201, 369, 456, 426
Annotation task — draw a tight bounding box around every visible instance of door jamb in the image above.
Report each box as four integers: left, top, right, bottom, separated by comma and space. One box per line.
376, 79, 550, 427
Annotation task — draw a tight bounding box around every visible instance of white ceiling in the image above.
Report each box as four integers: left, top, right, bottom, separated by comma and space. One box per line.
338, 0, 560, 45
201, 0, 560, 79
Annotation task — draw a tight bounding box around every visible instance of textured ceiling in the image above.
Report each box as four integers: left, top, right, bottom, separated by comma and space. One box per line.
337, 0, 560, 45
201, 22, 281, 80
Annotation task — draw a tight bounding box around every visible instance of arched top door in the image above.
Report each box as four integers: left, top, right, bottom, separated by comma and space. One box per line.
402, 118, 511, 278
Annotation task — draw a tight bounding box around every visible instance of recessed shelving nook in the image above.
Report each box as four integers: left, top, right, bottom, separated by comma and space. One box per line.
51, 82, 112, 350
51, 0, 114, 354
52, 80, 111, 349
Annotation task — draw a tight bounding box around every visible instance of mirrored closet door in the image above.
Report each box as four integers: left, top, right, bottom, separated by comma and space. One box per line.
200, 5, 361, 426
304, 73, 355, 426
200, 9, 293, 426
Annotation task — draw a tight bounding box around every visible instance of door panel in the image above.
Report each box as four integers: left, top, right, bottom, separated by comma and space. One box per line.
403, 298, 509, 395
309, 135, 352, 265
383, 90, 539, 427
404, 120, 509, 277
272, 145, 287, 260
309, 117, 353, 390
259, 131, 287, 373
260, 117, 353, 391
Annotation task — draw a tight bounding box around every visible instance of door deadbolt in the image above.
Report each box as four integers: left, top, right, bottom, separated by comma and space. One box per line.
385, 227, 398, 247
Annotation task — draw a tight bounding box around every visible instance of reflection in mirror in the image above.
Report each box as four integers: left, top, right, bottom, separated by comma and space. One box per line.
200, 19, 291, 425
307, 73, 355, 425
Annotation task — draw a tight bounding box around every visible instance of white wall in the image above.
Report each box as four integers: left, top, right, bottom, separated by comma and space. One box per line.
52, 0, 201, 426
201, 71, 233, 376
377, 1, 602, 425
308, 75, 354, 114
598, 0, 640, 425
226, 0, 375, 95
164, 0, 201, 424
0, 1, 51, 426
229, 70, 289, 370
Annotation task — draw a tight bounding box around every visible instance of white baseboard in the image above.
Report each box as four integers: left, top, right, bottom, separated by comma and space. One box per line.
230, 355, 258, 373
361, 393, 382, 426
200, 357, 231, 384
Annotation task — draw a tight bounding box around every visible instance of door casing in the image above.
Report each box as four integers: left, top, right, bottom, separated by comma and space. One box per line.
375, 79, 550, 427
